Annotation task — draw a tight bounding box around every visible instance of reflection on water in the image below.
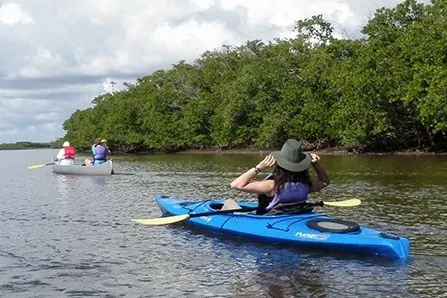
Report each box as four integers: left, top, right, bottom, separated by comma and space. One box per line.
54, 174, 110, 198
0, 149, 446, 297
227, 251, 410, 297
92, 177, 107, 189
54, 174, 76, 198
162, 223, 414, 297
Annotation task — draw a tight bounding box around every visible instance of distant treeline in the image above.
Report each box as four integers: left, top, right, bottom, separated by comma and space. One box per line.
0, 142, 57, 150
60, 0, 446, 153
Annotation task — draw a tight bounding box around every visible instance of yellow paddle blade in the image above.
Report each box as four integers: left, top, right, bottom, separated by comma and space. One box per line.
28, 164, 47, 170
323, 199, 361, 207
131, 214, 190, 225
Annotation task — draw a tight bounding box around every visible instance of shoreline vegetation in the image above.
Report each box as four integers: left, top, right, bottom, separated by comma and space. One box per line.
1, 142, 445, 156
7, 1, 447, 154
0, 142, 55, 151
174, 147, 447, 155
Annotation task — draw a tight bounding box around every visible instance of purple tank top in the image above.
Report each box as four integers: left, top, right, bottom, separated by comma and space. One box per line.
94, 145, 107, 160
266, 182, 310, 211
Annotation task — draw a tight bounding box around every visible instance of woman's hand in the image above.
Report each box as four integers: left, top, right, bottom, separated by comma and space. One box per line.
256, 154, 276, 171
309, 153, 330, 192
310, 153, 320, 164
230, 154, 276, 193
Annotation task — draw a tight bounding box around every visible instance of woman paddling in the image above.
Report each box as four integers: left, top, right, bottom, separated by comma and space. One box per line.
229, 138, 330, 214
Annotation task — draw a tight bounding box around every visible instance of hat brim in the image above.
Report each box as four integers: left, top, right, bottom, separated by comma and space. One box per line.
271, 151, 311, 172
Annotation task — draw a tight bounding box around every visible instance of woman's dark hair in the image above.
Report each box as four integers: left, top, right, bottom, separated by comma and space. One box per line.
273, 165, 311, 194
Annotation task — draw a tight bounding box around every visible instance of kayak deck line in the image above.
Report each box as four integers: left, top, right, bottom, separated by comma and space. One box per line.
266, 214, 322, 232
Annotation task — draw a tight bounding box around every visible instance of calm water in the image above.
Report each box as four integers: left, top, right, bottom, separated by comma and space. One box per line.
0, 149, 446, 298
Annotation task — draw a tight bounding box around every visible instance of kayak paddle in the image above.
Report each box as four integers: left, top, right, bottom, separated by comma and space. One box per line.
320, 198, 361, 207
131, 207, 256, 225
27, 162, 55, 169
131, 198, 361, 226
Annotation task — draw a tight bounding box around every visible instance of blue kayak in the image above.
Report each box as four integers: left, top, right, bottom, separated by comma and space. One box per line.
154, 195, 410, 260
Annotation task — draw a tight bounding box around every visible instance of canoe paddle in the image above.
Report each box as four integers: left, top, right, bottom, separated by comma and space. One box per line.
131, 198, 361, 226
27, 162, 55, 170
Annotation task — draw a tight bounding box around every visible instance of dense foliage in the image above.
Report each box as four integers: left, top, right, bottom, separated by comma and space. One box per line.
60, 0, 446, 153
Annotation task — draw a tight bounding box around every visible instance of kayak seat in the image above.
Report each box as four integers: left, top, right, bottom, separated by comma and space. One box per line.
208, 202, 254, 212
220, 199, 242, 210
306, 218, 360, 234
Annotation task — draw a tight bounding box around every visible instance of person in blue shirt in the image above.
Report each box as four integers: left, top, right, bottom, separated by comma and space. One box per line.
93, 139, 109, 165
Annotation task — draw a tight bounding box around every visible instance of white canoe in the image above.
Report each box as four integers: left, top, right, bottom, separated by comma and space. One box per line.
52, 160, 113, 176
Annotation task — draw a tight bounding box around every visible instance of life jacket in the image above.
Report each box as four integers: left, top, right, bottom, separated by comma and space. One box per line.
64, 146, 76, 159
265, 182, 309, 211
94, 145, 107, 160
256, 173, 310, 214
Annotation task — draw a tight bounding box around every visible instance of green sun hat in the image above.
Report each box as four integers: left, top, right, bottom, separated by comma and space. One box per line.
271, 139, 311, 172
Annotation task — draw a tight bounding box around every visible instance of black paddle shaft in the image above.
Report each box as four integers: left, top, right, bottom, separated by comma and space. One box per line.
188, 207, 257, 218
187, 201, 324, 218
307, 201, 325, 207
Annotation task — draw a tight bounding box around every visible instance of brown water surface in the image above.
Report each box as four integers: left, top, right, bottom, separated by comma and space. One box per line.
0, 149, 446, 297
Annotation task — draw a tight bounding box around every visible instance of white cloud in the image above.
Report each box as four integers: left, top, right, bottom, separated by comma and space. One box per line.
10, 47, 68, 79
89, 17, 104, 26
150, 19, 237, 55
0, 2, 33, 25
0, 0, 430, 143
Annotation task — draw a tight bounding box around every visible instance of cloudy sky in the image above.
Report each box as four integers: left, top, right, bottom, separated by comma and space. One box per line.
0, 0, 427, 143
